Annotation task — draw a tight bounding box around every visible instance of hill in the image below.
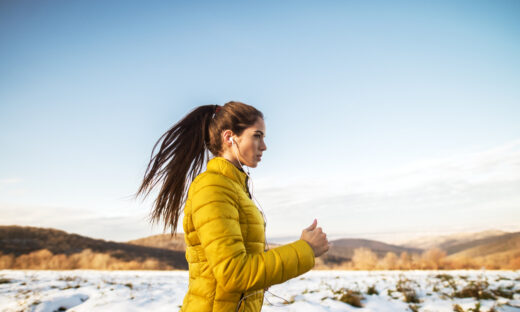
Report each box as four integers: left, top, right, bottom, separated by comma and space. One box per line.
445, 232, 520, 257
0, 225, 187, 270
127, 233, 185, 251
442, 232, 520, 269
400, 230, 507, 250
2, 225, 519, 270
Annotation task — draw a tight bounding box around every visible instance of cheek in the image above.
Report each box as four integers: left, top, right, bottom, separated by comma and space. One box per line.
247, 141, 258, 154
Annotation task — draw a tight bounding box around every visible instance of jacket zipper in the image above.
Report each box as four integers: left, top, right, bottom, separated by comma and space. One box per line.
241, 174, 265, 311
236, 293, 245, 312
244, 175, 252, 199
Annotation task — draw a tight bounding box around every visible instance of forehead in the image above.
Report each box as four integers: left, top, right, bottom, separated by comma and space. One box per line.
245, 117, 265, 132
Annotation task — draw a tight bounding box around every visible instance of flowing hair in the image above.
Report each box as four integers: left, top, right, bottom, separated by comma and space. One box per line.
135, 101, 263, 235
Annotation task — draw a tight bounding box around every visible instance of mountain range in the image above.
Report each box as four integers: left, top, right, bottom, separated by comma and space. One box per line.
1, 225, 518, 269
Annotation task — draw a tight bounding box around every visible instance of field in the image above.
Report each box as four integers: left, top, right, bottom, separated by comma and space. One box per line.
1, 270, 520, 312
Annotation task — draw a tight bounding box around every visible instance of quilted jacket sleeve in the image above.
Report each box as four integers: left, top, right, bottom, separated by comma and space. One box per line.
191, 179, 315, 293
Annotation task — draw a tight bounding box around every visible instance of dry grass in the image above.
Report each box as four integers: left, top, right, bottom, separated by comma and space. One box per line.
335, 289, 364, 307
395, 277, 420, 303
452, 302, 490, 312
435, 273, 458, 291
453, 280, 495, 300
491, 286, 515, 299
366, 285, 379, 295
322, 283, 365, 307
453, 304, 465, 312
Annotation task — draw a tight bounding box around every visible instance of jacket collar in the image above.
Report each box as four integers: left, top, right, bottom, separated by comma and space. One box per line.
207, 156, 248, 189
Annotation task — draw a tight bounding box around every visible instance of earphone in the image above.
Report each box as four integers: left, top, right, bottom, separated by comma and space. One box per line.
228, 137, 234, 144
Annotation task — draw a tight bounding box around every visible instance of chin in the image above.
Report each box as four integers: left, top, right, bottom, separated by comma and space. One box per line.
247, 160, 259, 168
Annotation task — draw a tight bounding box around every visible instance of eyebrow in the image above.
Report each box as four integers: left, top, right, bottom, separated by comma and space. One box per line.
254, 130, 265, 136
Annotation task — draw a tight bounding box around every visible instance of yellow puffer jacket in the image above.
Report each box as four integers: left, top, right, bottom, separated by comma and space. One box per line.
180, 157, 315, 312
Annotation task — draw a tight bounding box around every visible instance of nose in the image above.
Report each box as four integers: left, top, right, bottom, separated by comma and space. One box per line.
260, 139, 267, 151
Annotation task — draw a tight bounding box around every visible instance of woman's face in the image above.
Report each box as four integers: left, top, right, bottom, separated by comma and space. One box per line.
228, 117, 267, 168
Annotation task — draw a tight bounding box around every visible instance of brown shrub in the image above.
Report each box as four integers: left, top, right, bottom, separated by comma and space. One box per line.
420, 248, 446, 270
352, 248, 378, 270
509, 256, 520, 270
0, 253, 15, 269
398, 252, 412, 270
0, 248, 173, 270
378, 252, 398, 270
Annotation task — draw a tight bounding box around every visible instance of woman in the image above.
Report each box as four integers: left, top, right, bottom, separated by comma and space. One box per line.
136, 101, 329, 311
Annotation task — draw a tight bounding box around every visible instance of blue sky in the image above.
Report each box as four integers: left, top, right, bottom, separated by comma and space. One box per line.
1, 0, 519, 243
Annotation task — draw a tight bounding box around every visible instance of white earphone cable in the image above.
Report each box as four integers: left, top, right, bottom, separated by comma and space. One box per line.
231, 138, 291, 308
231, 138, 267, 247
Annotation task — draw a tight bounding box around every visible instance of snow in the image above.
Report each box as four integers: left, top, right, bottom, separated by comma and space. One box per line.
1, 270, 519, 311
33, 293, 88, 312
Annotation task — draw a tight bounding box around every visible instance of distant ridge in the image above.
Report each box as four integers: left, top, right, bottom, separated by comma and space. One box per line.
0, 225, 187, 269
444, 231, 520, 256
127, 233, 185, 251
2, 225, 518, 270
400, 230, 507, 250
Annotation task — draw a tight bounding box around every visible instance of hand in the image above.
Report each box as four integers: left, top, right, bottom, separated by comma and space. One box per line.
300, 219, 329, 257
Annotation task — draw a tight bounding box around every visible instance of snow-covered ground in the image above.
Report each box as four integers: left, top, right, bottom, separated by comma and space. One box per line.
1, 270, 519, 312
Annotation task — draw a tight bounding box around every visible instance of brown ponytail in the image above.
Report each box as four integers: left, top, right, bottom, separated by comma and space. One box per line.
136, 101, 263, 234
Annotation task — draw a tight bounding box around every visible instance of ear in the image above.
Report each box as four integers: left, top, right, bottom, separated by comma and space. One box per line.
222, 130, 234, 146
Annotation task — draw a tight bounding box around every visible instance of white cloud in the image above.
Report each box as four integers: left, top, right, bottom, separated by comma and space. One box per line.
254, 139, 520, 240
0, 178, 22, 185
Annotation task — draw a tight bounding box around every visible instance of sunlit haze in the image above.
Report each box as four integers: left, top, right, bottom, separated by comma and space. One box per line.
1, 0, 519, 243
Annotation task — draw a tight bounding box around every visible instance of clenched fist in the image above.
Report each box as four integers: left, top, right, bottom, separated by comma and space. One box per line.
300, 219, 330, 257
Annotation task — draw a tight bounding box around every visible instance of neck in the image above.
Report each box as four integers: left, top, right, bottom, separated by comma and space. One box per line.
219, 153, 243, 171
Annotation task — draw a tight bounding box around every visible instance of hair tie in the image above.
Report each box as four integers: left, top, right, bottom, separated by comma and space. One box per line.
212, 105, 221, 120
